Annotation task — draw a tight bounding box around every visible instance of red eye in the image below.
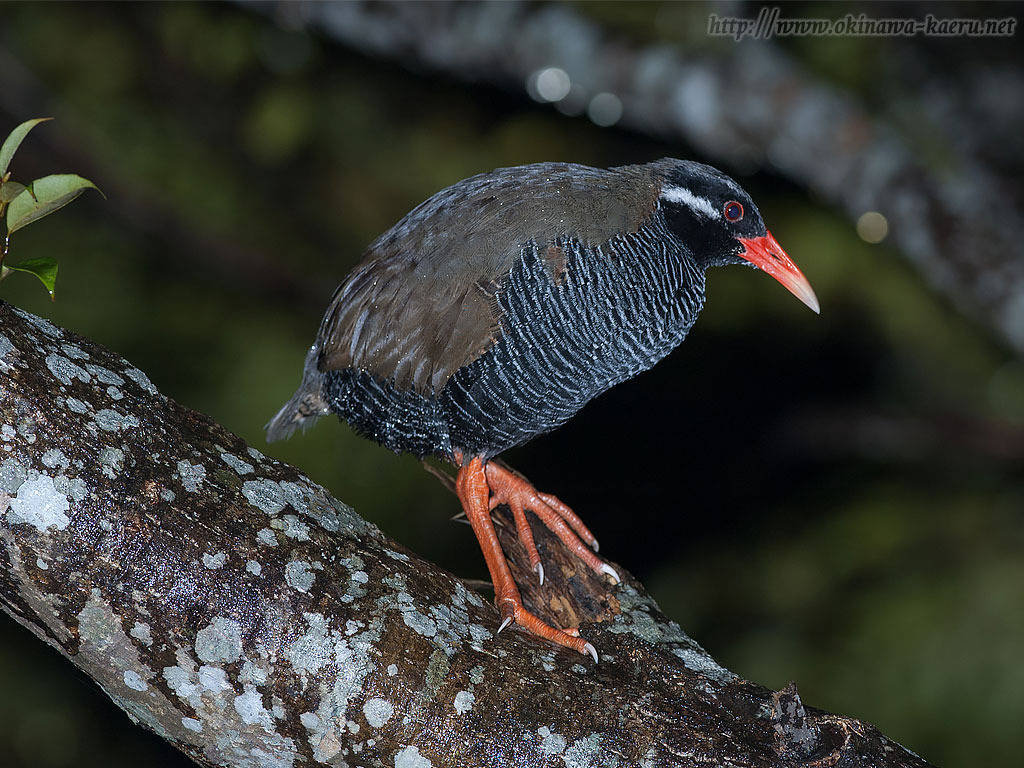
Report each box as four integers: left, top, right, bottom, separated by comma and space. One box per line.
724, 201, 744, 222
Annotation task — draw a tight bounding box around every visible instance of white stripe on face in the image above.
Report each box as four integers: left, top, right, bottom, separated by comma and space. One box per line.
660, 186, 721, 220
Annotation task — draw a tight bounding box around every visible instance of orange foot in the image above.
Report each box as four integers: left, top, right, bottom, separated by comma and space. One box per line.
454, 455, 619, 661
485, 461, 620, 587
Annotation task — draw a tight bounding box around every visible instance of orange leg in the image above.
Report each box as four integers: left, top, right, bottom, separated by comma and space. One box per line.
485, 462, 619, 585
455, 456, 598, 661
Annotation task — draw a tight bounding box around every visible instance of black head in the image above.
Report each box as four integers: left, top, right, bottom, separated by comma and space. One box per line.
655, 159, 819, 313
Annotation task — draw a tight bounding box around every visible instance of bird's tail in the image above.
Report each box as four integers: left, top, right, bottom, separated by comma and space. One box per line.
265, 346, 331, 443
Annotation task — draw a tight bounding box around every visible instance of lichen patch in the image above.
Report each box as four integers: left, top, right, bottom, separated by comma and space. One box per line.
130, 622, 153, 646
41, 448, 69, 471
363, 697, 394, 728
176, 460, 206, 492
7, 473, 71, 531
281, 515, 311, 541
94, 408, 140, 432
220, 452, 255, 475
538, 726, 567, 755
0, 457, 27, 493
286, 613, 334, 674
65, 397, 90, 414
123, 670, 149, 691
399, 606, 437, 638
257, 527, 279, 547
45, 353, 90, 385
163, 664, 198, 701
453, 690, 475, 714
233, 686, 273, 728
123, 366, 158, 395
14, 307, 62, 338
194, 617, 243, 664
98, 447, 124, 478
61, 342, 90, 360
284, 560, 316, 593
53, 474, 89, 503
203, 552, 227, 569
85, 363, 125, 385
77, 590, 128, 654
395, 745, 432, 768
242, 478, 286, 515
562, 734, 608, 768
0, 333, 16, 373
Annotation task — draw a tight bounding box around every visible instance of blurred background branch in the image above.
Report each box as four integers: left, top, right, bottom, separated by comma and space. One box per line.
265, 0, 1024, 355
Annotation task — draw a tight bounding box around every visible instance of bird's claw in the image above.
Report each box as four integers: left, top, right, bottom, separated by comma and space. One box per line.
599, 563, 620, 585
496, 603, 598, 662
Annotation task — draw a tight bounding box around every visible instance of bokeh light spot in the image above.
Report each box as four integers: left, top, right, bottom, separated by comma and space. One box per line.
533, 67, 571, 103
587, 92, 622, 127
856, 211, 888, 244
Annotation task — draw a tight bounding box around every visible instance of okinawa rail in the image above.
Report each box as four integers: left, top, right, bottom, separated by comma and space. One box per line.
266, 159, 819, 661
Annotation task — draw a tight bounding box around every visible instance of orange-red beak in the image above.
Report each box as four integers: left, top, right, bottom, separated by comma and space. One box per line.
738, 230, 820, 314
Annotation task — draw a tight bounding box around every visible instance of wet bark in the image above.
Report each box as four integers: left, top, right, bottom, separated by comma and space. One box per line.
0, 299, 932, 767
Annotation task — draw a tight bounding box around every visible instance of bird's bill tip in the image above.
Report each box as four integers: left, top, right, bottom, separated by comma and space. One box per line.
738, 231, 820, 314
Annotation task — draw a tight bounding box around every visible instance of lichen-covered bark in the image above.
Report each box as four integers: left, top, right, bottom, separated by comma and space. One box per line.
0, 299, 931, 768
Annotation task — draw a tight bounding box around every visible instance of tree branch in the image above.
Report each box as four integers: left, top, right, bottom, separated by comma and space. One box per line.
0, 299, 931, 767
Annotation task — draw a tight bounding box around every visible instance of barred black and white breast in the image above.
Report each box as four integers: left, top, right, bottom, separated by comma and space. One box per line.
266, 159, 816, 461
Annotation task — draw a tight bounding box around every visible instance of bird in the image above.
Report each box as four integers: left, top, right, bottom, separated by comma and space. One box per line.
266, 159, 818, 662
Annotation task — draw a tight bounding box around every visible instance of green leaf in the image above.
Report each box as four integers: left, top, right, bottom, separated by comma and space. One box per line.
0, 181, 27, 204
6, 174, 101, 235
6, 257, 58, 299
0, 118, 52, 177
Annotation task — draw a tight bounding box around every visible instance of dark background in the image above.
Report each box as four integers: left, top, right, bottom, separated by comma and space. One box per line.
1, 2, 1022, 767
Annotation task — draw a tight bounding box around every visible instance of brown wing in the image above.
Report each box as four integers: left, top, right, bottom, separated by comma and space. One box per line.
316, 252, 501, 393
315, 161, 662, 393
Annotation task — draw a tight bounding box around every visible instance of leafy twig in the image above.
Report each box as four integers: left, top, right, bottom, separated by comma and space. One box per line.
0, 118, 101, 298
